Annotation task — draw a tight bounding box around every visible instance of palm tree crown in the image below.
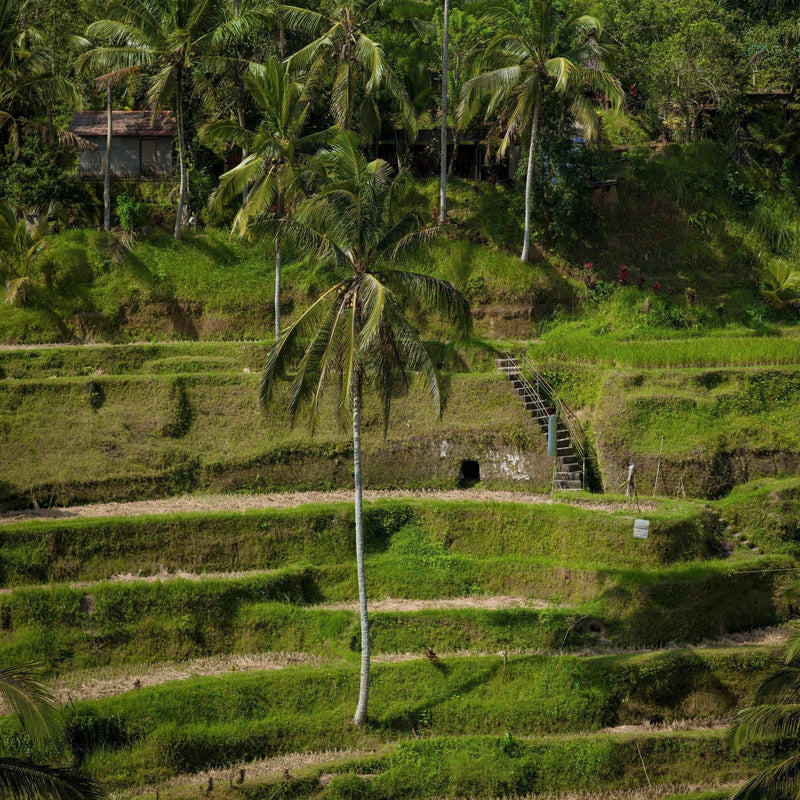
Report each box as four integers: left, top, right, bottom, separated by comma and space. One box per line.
0, 0, 81, 155
281, 0, 419, 141
263, 130, 471, 429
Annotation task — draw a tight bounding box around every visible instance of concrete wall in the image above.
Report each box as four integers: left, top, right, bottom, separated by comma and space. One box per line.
79, 136, 173, 180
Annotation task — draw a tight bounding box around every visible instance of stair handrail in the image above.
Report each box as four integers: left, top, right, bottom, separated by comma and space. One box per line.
519, 354, 587, 464
495, 356, 551, 422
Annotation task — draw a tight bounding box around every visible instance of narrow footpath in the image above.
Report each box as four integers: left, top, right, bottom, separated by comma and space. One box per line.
0, 489, 656, 524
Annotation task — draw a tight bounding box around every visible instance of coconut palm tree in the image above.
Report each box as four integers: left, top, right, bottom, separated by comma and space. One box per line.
440, 0, 450, 223
203, 58, 328, 337
460, 0, 622, 261
281, 0, 419, 141
82, 0, 269, 240
261, 130, 471, 726
0, 663, 104, 800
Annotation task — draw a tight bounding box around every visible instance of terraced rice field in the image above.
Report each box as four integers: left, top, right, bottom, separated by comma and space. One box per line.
1, 341, 798, 800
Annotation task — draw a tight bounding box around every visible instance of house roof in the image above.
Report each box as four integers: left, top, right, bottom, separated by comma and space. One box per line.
69, 110, 176, 137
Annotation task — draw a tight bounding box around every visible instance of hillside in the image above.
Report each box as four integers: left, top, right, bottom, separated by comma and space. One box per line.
3, 147, 800, 799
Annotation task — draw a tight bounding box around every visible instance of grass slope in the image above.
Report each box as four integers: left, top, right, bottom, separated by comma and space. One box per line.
0, 649, 778, 790
0, 373, 547, 508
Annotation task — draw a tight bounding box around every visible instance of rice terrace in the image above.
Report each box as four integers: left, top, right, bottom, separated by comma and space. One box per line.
5, 0, 800, 798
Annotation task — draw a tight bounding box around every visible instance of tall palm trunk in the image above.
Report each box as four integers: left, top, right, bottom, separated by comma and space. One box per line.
104, 84, 112, 231
174, 67, 188, 240
352, 368, 370, 728
448, 132, 459, 176
237, 105, 249, 208
521, 93, 540, 263
274, 234, 281, 337
439, 0, 450, 223
233, 0, 249, 209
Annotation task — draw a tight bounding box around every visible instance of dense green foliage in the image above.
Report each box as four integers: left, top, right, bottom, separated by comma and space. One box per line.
5, 0, 800, 795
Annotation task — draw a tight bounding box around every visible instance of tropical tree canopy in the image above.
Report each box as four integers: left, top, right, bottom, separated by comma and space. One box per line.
82, 0, 269, 239
0, 0, 81, 154
262, 130, 472, 431
203, 57, 330, 335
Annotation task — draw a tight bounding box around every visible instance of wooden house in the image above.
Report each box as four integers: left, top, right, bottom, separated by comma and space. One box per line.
69, 110, 175, 181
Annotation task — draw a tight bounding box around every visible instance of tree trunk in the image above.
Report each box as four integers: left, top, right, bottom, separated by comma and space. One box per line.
352, 369, 370, 728
274, 234, 281, 337
237, 105, 249, 208
439, 0, 450, 223
104, 84, 112, 232
233, 0, 249, 209
521, 94, 540, 263
448, 133, 459, 177
174, 68, 188, 241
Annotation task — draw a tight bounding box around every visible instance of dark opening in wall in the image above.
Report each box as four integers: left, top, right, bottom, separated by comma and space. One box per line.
459, 460, 480, 488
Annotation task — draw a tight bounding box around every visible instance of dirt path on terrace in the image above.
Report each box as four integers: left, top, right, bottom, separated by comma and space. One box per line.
0, 489, 655, 524
131, 746, 739, 800
47, 625, 788, 707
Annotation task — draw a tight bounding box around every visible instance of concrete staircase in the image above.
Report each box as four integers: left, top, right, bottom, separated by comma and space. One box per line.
496, 355, 586, 491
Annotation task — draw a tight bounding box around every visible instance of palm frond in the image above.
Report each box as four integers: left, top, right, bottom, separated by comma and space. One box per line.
479, 4, 522, 34
462, 65, 523, 103
730, 753, 800, 800
731, 703, 800, 751
261, 282, 344, 409
331, 61, 355, 129
279, 4, 325, 35
355, 33, 383, 94
199, 118, 251, 149
0, 664, 62, 749
209, 8, 274, 48
376, 270, 472, 340
291, 294, 351, 431
783, 628, 800, 663
0, 758, 106, 800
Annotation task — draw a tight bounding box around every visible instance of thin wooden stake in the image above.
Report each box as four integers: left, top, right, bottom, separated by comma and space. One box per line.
653, 435, 664, 496
635, 740, 652, 787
